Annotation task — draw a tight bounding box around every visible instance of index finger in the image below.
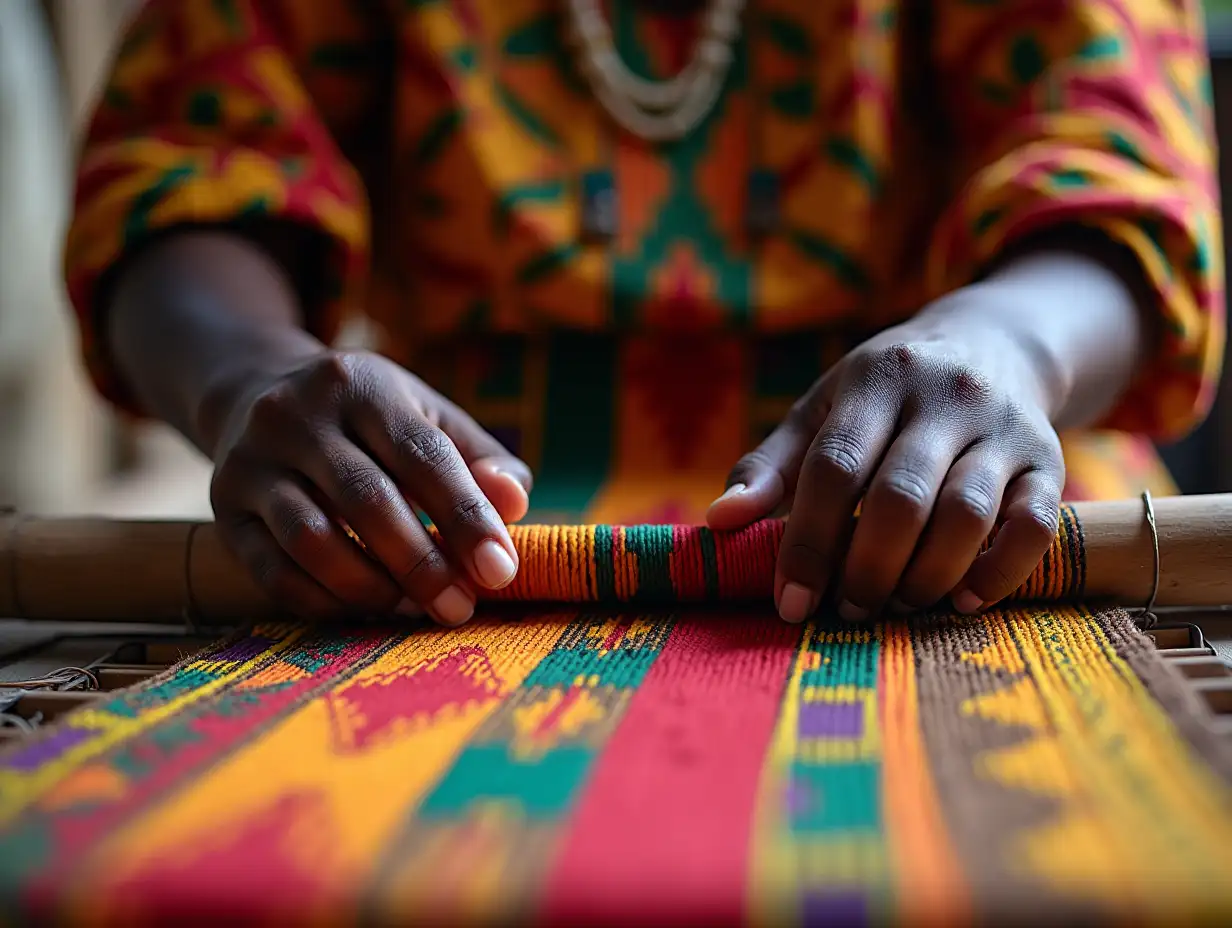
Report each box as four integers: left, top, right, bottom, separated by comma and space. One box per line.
776, 395, 899, 623
351, 398, 520, 593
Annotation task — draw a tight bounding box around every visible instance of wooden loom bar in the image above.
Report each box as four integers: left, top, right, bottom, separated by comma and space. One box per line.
1, 494, 1232, 623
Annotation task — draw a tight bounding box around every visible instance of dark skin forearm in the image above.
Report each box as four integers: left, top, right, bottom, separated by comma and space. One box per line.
115, 233, 1147, 455
106, 228, 533, 626
111, 224, 1149, 629
923, 231, 1154, 432
711, 228, 1156, 623
107, 230, 326, 456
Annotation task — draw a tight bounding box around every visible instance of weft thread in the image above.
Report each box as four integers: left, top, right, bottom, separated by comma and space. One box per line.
481, 505, 1085, 604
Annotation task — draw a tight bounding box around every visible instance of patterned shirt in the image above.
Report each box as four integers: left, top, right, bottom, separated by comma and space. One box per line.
65, 0, 1224, 516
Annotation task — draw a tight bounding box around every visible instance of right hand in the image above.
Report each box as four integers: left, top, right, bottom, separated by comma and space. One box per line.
208, 350, 531, 626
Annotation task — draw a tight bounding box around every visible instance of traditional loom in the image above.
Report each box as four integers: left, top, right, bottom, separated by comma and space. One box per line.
0, 495, 1230, 925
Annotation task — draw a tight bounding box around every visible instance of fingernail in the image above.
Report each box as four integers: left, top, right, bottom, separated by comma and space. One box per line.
474, 539, 517, 589
778, 582, 817, 624
887, 598, 914, 615
497, 469, 530, 502
714, 483, 746, 506
395, 598, 425, 618
839, 600, 869, 622
952, 589, 983, 615
431, 585, 475, 626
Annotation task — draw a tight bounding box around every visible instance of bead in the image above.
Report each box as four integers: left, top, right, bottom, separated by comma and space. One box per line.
697, 38, 732, 68
564, 0, 743, 143
706, 7, 740, 40
574, 7, 607, 42
593, 47, 622, 80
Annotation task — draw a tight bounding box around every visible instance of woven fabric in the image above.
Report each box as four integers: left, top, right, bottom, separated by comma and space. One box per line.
0, 607, 1229, 925
34, 2, 1231, 920
485, 508, 1085, 603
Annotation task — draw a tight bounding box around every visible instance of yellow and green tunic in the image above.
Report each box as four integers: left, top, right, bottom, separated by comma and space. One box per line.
66, 0, 1224, 523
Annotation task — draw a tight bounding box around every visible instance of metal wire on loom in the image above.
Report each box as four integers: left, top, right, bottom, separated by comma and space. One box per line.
1137, 489, 1162, 630
0, 666, 98, 733
0, 666, 98, 692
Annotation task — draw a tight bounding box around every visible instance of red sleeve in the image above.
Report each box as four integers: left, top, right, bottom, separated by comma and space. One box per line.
925, 0, 1224, 440
65, 0, 383, 411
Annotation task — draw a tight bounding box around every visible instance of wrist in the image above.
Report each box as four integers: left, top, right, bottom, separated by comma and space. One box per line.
982, 234, 1153, 429
981, 316, 1071, 423
909, 284, 1072, 422
195, 337, 324, 456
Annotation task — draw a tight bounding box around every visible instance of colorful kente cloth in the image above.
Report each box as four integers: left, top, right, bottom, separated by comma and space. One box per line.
2, 511, 1230, 923
65, 0, 1223, 511
471, 512, 1090, 604
0, 606, 1230, 925
41, 4, 1232, 918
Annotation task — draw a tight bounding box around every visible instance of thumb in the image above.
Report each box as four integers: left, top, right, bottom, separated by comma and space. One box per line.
707, 412, 817, 531
470, 457, 531, 524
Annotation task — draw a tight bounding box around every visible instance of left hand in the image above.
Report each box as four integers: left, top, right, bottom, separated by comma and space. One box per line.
708, 285, 1067, 623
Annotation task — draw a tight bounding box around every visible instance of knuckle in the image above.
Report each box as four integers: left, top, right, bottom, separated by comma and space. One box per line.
874, 466, 933, 516
945, 366, 994, 407
270, 496, 332, 556
783, 540, 828, 581
400, 423, 460, 478
998, 400, 1030, 437
727, 448, 774, 485
849, 349, 884, 382
976, 561, 1018, 599
311, 352, 357, 391
449, 494, 491, 532
395, 544, 450, 590
805, 431, 865, 489
336, 466, 392, 512
248, 386, 296, 430
889, 342, 923, 372
1020, 503, 1061, 544
947, 475, 1000, 526
861, 342, 921, 383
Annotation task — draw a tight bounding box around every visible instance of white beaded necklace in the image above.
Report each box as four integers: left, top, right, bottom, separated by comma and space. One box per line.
565, 0, 746, 142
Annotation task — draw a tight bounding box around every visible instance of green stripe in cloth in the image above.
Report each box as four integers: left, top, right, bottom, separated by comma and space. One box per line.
624, 525, 675, 602
123, 164, 197, 247
595, 525, 616, 601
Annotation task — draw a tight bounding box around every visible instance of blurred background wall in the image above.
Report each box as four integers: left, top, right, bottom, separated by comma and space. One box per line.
0, 0, 212, 519
2, 0, 1231, 521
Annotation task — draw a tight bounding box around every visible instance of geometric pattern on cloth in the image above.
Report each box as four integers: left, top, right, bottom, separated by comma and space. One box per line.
66, 2, 1222, 467
0, 608, 1229, 925
483, 510, 1086, 603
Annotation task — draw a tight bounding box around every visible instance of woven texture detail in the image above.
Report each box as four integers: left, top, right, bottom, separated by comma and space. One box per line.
489, 504, 1086, 602
0, 607, 1228, 924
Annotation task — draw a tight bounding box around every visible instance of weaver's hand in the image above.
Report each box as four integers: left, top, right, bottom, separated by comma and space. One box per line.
708, 288, 1067, 623
209, 350, 529, 625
